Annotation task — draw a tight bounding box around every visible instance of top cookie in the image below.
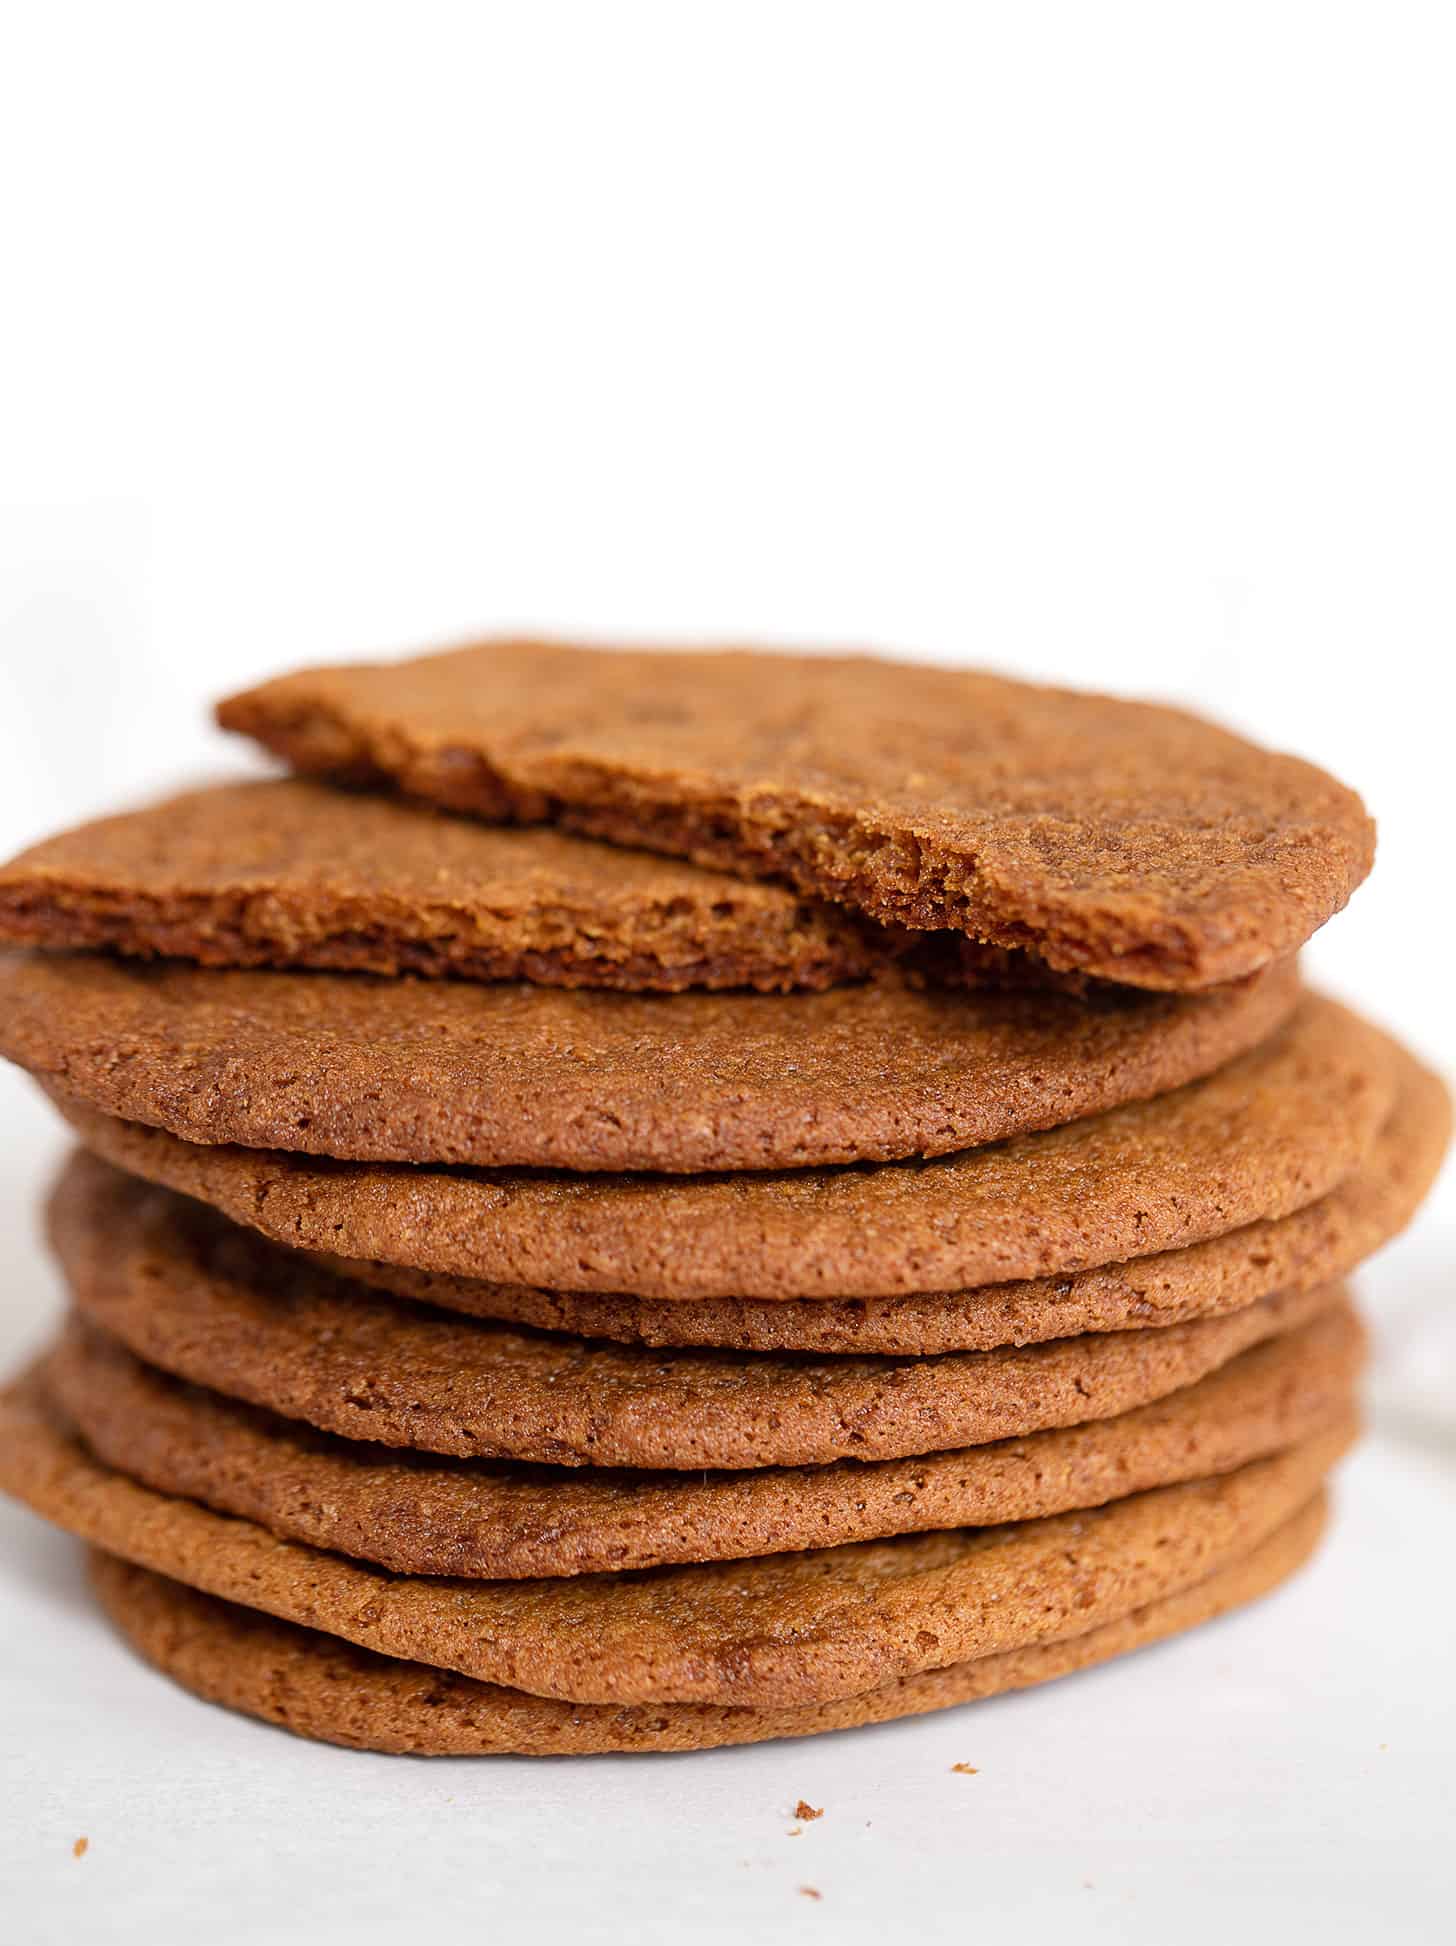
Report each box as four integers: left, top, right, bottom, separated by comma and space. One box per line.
218, 641, 1375, 990
0, 777, 915, 994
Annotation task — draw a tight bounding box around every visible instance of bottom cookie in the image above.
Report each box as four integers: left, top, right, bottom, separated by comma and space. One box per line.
89, 1493, 1327, 1755
0, 1372, 1351, 1708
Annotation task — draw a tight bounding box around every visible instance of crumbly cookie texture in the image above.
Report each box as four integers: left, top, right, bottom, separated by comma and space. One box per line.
0, 777, 926, 994
218, 641, 1376, 990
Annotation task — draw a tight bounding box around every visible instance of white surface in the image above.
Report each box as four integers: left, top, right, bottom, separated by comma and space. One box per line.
1, 4, 1453, 1941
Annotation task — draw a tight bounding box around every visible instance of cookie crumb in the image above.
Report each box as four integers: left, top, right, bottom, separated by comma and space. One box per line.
786, 1827, 802, 1838
794, 1800, 823, 1821
950, 1764, 978, 1775
799, 1886, 822, 1901
73, 1838, 88, 1860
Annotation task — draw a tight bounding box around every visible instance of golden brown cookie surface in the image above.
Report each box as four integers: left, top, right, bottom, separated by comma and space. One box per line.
47, 1152, 1349, 1469
0, 1373, 1349, 1705
0, 777, 920, 993
0, 948, 1299, 1172
88, 1500, 1327, 1755
47, 1306, 1362, 1576
46, 993, 1398, 1297
217, 641, 1374, 990
325, 1047, 1447, 1350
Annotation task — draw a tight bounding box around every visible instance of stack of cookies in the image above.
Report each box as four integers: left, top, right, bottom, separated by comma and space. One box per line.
0, 644, 1446, 1756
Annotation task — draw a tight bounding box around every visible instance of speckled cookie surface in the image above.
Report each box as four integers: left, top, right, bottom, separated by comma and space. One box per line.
216, 641, 1375, 990
48, 994, 1398, 1298
0, 776, 926, 994
48, 1306, 1363, 1576
0, 1373, 1349, 1705
326, 1046, 1447, 1350
89, 1500, 1327, 1754
48, 1151, 1348, 1469
0, 949, 1299, 1172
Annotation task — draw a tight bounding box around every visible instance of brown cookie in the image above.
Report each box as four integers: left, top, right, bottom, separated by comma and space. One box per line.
0, 949, 1299, 1173
46, 993, 1399, 1298
0, 1373, 1350, 1706
328, 1048, 1447, 1351
0, 776, 917, 994
89, 1498, 1327, 1755
216, 641, 1375, 991
47, 1305, 1363, 1576
48, 1151, 1348, 1469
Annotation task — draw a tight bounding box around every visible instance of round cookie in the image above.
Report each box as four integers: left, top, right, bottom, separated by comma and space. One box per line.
90, 1500, 1328, 1755
46, 993, 1399, 1298
0, 775, 922, 994
217, 640, 1375, 991
325, 1048, 1448, 1351
48, 1306, 1363, 1577
47, 1153, 1348, 1470
0, 949, 1300, 1172
0, 1374, 1350, 1706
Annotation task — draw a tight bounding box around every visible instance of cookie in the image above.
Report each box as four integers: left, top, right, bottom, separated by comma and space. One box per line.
0, 776, 919, 994
0, 1373, 1350, 1706
216, 641, 1375, 990
90, 1499, 1327, 1754
46, 993, 1398, 1298
48, 1305, 1363, 1576
0, 949, 1299, 1173
324, 1045, 1448, 1350
48, 1152, 1348, 1469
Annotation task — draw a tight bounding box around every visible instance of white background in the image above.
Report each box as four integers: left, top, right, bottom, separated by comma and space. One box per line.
0, 4, 1452, 1942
